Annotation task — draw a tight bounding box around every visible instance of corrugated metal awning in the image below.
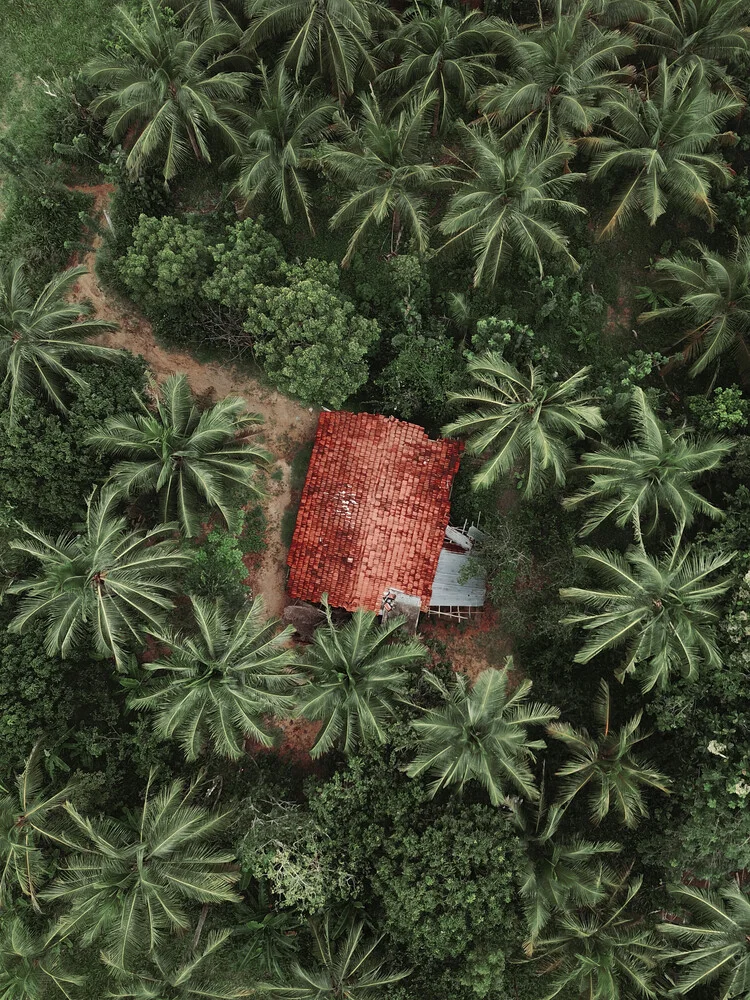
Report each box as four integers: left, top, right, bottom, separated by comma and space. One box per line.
429, 549, 486, 608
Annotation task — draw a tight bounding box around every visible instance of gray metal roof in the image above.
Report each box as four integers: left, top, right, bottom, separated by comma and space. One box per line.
429, 549, 486, 608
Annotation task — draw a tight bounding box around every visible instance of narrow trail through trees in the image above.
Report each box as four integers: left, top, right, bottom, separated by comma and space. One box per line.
69, 183, 318, 617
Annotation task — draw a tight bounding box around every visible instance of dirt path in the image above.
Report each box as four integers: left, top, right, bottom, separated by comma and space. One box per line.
69, 184, 319, 618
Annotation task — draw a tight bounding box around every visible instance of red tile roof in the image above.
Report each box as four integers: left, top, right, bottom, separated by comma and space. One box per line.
287, 412, 463, 612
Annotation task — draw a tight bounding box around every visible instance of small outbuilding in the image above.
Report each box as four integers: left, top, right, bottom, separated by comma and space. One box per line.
286, 411, 486, 621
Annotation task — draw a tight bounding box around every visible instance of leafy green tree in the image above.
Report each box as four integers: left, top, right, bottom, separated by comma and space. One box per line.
0, 355, 149, 533
0, 744, 77, 912
105, 929, 251, 1000
564, 386, 732, 538
117, 215, 212, 312
264, 916, 410, 1000
631, 0, 750, 81
560, 537, 734, 691
376, 1, 499, 136
246, 269, 380, 407
202, 218, 284, 310
530, 874, 666, 1000
511, 802, 621, 953
44, 776, 240, 972
88, 373, 271, 537
0, 916, 83, 1000
129, 595, 300, 759
229, 64, 337, 230
547, 679, 671, 827
590, 59, 741, 236
443, 355, 604, 493
639, 236, 750, 375
296, 601, 426, 757
440, 129, 586, 285
479, 1, 633, 144
322, 92, 454, 264
406, 663, 559, 803
659, 881, 750, 999
243, 0, 399, 101
0, 260, 117, 420
8, 487, 190, 668
87, 0, 249, 181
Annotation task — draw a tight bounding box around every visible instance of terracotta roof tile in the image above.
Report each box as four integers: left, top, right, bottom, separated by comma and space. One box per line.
287, 412, 462, 612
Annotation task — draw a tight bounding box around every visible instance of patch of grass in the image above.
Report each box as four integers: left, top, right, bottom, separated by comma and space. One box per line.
241, 503, 268, 556
280, 507, 298, 549
1, 0, 117, 122
290, 440, 314, 492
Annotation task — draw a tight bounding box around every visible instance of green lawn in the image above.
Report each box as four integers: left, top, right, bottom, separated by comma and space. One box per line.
0, 0, 117, 122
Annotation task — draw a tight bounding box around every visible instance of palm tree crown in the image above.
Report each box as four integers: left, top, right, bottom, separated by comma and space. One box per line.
659, 881, 750, 999
565, 386, 732, 538
440, 128, 586, 285
44, 776, 240, 972
561, 537, 734, 690
87, 0, 249, 181
8, 487, 190, 668
511, 801, 621, 953
129, 595, 301, 760
0, 916, 83, 1000
531, 873, 666, 1000
406, 663, 560, 804
296, 600, 426, 757
547, 679, 670, 827
243, 0, 399, 101
322, 91, 455, 265
639, 236, 750, 375
443, 355, 604, 494
105, 929, 251, 1000
229, 64, 337, 230
632, 0, 750, 81
376, 1, 499, 136
0, 744, 77, 912
591, 59, 741, 236
479, 1, 634, 144
89, 374, 270, 537
0, 260, 117, 420
264, 917, 410, 1000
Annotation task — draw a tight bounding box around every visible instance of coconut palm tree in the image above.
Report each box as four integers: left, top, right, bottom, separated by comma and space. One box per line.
406, 662, 560, 804
531, 873, 666, 1000
659, 881, 750, 999
440, 128, 586, 285
321, 91, 455, 265
479, 1, 634, 145
228, 64, 337, 230
44, 775, 240, 973
547, 679, 671, 827
560, 537, 734, 691
590, 59, 741, 237
88, 374, 270, 538
105, 929, 251, 1000
296, 599, 426, 757
129, 596, 301, 760
0, 916, 83, 1000
8, 487, 190, 669
375, 1, 499, 136
631, 0, 750, 83
0, 259, 117, 421
564, 386, 732, 539
443, 355, 604, 494
0, 745, 78, 913
638, 236, 750, 375
242, 0, 399, 101
86, 0, 249, 182
511, 801, 622, 953
264, 916, 410, 1000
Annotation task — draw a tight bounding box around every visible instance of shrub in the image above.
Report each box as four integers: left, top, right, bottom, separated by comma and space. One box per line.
246, 270, 380, 407
203, 218, 284, 310
377, 329, 464, 428
117, 213, 211, 310
184, 521, 251, 611
688, 385, 750, 434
